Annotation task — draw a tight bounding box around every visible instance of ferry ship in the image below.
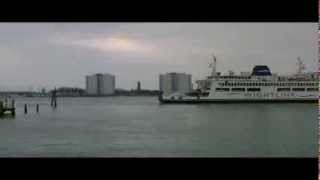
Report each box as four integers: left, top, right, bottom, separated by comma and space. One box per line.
159, 55, 319, 103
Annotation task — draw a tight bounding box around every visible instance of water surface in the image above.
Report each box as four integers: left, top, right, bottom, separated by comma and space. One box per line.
0, 97, 317, 157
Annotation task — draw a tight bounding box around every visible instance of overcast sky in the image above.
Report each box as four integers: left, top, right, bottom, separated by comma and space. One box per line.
0, 23, 317, 91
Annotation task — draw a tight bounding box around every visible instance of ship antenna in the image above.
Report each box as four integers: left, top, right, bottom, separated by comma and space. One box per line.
296, 56, 305, 74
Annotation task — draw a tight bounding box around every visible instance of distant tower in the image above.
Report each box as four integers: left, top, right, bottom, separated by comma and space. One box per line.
137, 81, 141, 91
41, 88, 46, 94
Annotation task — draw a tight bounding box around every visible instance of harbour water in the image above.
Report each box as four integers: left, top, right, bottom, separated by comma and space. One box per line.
0, 96, 317, 157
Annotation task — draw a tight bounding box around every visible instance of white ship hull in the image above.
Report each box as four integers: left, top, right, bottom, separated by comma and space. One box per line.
159, 93, 318, 103
159, 80, 318, 103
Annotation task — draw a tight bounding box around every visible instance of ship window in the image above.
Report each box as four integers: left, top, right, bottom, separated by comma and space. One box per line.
306, 88, 318, 91
292, 88, 305, 91
231, 88, 245, 92
247, 88, 260, 92
216, 88, 230, 92
277, 88, 290, 92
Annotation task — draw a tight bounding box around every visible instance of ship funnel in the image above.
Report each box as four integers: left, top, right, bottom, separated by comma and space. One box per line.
251, 65, 272, 76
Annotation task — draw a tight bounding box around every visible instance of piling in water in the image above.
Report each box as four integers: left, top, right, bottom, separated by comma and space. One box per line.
24, 104, 27, 114
36, 104, 39, 113
51, 88, 57, 108
0, 101, 3, 116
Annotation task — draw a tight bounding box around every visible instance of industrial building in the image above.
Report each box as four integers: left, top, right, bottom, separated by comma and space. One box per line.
85, 73, 115, 95
159, 72, 192, 95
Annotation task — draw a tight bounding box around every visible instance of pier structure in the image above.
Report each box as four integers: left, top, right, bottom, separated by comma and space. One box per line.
0, 96, 15, 116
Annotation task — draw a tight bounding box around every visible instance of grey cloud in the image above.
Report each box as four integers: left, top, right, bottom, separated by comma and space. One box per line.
0, 23, 316, 90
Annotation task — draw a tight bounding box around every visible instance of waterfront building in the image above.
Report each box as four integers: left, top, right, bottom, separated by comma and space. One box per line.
159, 72, 192, 95
85, 73, 115, 95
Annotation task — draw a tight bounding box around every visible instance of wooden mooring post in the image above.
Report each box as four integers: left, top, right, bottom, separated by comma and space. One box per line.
24, 104, 27, 114
36, 104, 39, 113
0, 101, 3, 116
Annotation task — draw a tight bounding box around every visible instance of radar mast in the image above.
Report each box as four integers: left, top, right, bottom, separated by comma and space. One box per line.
209, 53, 217, 77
